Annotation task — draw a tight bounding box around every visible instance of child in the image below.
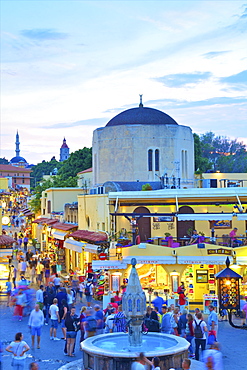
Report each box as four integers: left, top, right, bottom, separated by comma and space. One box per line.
182, 358, 191, 370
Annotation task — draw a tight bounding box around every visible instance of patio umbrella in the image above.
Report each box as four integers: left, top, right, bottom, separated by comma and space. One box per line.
0, 234, 16, 246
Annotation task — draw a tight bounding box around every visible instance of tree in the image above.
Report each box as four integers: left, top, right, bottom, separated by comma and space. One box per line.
58, 147, 92, 180
195, 132, 247, 173
193, 133, 212, 173
30, 159, 63, 189
0, 157, 9, 164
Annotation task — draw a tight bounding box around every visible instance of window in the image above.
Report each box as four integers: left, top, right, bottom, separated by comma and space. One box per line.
47, 200, 51, 213
196, 270, 208, 283
22, 179, 25, 184
74, 215, 77, 223
148, 149, 153, 171
155, 149, 159, 171
68, 215, 70, 222
102, 222, 105, 231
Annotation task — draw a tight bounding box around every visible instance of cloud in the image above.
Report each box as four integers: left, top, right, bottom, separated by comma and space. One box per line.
154, 72, 212, 88
20, 29, 69, 41
43, 117, 106, 129
146, 96, 247, 109
202, 51, 231, 59
220, 70, 247, 91
240, 7, 247, 19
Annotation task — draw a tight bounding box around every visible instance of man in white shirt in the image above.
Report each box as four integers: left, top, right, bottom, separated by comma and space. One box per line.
202, 342, 224, 370
36, 285, 44, 309
49, 298, 60, 341
28, 304, 44, 349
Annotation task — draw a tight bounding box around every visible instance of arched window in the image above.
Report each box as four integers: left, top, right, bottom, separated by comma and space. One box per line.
148, 149, 153, 171
155, 149, 159, 171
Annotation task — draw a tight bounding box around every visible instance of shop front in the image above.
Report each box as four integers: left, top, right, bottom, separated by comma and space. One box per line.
105, 242, 246, 312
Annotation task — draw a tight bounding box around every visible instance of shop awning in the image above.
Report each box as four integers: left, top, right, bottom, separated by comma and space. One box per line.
177, 214, 233, 221
64, 238, 98, 254
177, 256, 233, 265
51, 230, 68, 240
64, 239, 83, 253
52, 222, 77, 231
236, 257, 247, 265
122, 256, 176, 264
83, 244, 98, 253
92, 260, 127, 270
68, 230, 108, 243
236, 214, 247, 220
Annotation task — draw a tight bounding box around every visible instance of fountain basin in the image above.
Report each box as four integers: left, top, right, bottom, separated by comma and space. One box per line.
81, 332, 190, 370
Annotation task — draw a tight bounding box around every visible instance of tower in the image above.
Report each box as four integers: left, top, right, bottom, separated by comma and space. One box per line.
60, 138, 70, 162
15, 131, 20, 157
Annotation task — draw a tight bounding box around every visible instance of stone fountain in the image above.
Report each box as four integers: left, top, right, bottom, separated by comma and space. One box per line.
81, 258, 189, 370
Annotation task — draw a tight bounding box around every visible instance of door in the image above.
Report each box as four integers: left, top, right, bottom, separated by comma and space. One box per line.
134, 207, 151, 242
177, 206, 195, 240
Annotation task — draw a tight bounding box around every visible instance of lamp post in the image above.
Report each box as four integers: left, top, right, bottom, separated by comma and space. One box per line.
215, 257, 246, 329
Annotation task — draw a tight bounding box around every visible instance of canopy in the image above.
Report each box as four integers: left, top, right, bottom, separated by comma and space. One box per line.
177, 255, 233, 265
51, 230, 68, 240
64, 238, 98, 254
177, 213, 233, 221
123, 256, 176, 264
0, 235, 16, 246
68, 229, 108, 243
92, 260, 127, 270
236, 214, 247, 220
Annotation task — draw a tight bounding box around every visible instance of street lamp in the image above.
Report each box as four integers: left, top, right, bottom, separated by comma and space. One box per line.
215, 256, 245, 329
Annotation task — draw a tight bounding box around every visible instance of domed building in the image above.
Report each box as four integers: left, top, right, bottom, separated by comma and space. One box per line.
92, 98, 194, 188
10, 131, 29, 168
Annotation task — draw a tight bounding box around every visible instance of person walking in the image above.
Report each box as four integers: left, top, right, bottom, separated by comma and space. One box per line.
161, 306, 172, 334
11, 265, 17, 289
6, 278, 12, 307
178, 309, 188, 337
23, 236, 28, 252
151, 292, 165, 314
44, 282, 56, 325
78, 281, 84, 303
113, 305, 127, 333
144, 306, 160, 332
79, 306, 87, 342
49, 298, 60, 341
83, 309, 97, 339
60, 299, 69, 340
28, 304, 44, 349
36, 285, 44, 310
105, 307, 116, 333
6, 332, 30, 370
208, 304, 218, 337
64, 306, 80, 357
36, 261, 43, 286
185, 313, 194, 358
202, 342, 223, 370
84, 279, 94, 307
193, 312, 208, 361
94, 304, 104, 335
15, 289, 26, 321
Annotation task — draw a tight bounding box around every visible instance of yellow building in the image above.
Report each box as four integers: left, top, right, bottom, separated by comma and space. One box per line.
0, 177, 9, 191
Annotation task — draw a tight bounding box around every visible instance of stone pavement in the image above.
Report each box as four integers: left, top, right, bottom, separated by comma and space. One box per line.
1, 296, 247, 370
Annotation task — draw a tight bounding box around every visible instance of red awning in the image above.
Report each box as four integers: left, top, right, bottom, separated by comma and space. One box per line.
33, 218, 50, 224
52, 222, 77, 231
68, 230, 108, 243
45, 219, 59, 225
0, 235, 16, 246
23, 212, 34, 217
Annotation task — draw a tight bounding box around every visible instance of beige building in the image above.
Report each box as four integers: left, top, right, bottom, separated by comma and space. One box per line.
92, 102, 194, 188
77, 167, 93, 189
40, 188, 84, 218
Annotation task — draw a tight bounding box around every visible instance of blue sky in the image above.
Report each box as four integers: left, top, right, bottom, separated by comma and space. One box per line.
1, 0, 247, 164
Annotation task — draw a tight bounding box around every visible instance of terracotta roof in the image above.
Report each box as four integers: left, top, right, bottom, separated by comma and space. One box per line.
45, 219, 59, 225
68, 230, 108, 242
33, 218, 51, 224
0, 164, 31, 172
52, 222, 77, 231
0, 235, 16, 246
77, 167, 93, 175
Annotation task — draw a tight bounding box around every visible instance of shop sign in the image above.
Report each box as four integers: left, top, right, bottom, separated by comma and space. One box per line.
99, 253, 107, 260
207, 249, 231, 255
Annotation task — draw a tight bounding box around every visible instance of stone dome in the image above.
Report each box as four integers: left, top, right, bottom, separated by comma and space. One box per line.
10, 156, 27, 164
106, 106, 178, 127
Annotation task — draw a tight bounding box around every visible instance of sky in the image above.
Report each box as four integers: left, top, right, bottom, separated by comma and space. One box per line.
1, 0, 247, 164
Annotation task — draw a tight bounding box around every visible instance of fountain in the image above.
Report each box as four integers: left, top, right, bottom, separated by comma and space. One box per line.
81, 258, 189, 370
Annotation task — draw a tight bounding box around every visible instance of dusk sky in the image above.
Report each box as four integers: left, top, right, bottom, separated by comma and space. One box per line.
1, 1, 247, 164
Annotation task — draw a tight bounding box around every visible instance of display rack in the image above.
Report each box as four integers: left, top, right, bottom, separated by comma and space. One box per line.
203, 294, 219, 314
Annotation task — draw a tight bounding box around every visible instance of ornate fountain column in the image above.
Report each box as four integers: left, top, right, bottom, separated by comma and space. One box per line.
122, 258, 147, 348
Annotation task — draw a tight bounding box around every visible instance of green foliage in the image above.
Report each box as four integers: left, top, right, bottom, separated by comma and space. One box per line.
0, 157, 9, 164
58, 148, 92, 180
30, 158, 63, 188
194, 132, 247, 173
193, 133, 212, 173
142, 183, 152, 191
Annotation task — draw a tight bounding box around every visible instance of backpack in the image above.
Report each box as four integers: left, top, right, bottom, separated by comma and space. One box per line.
86, 317, 97, 332
194, 320, 203, 338
85, 283, 92, 296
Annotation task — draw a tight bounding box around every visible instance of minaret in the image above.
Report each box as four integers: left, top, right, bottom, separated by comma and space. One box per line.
60, 138, 70, 162
15, 131, 20, 157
